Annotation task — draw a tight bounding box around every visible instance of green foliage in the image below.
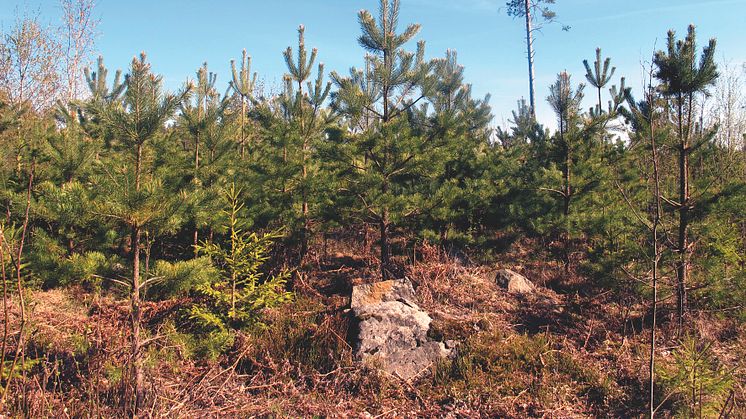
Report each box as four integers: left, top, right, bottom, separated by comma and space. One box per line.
159, 318, 232, 362
658, 335, 734, 417
328, 1, 496, 275
58, 251, 114, 289
229, 49, 258, 159
654, 25, 718, 99
78, 56, 125, 146
103, 361, 124, 386
35, 180, 100, 256
87, 53, 190, 257
4, 9, 735, 326
1, 358, 41, 381
583, 48, 617, 115
506, 0, 558, 22
147, 256, 217, 299
176, 61, 234, 246
191, 183, 291, 335
328, 0, 433, 277
94, 53, 186, 153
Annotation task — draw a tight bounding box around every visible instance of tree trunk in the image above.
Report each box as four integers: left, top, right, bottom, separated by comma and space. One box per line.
231, 271, 236, 317
281, 145, 287, 194
230, 208, 237, 318
144, 232, 152, 295
380, 212, 390, 281
380, 173, 390, 281
676, 94, 690, 331
193, 131, 201, 255
130, 225, 143, 415
131, 144, 144, 416
135, 144, 142, 192
0, 227, 8, 386
379, 39, 392, 281
301, 192, 309, 260
561, 119, 571, 271
649, 86, 662, 418
193, 102, 201, 255
240, 98, 246, 159
523, 0, 536, 117
300, 135, 309, 261
650, 217, 659, 419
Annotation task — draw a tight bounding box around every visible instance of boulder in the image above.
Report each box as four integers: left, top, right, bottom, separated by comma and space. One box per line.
494, 268, 535, 294
350, 279, 417, 308
350, 279, 449, 380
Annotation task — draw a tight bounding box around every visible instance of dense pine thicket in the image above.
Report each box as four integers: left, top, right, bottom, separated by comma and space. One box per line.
1, 0, 745, 417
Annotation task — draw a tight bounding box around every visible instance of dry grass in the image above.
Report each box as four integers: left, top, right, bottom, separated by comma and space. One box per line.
1, 235, 744, 417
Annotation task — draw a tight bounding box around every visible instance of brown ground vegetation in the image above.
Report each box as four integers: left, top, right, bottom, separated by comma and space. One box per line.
1, 235, 744, 417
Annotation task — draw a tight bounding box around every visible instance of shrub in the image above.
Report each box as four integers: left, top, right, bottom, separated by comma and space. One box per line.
658, 335, 734, 417
432, 331, 616, 413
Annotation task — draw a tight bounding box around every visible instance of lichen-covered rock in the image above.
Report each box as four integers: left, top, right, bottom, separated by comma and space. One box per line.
494, 268, 535, 294
350, 279, 417, 309
350, 279, 449, 380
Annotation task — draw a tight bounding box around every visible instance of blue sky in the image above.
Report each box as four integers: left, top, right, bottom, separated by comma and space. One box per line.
3, 0, 745, 128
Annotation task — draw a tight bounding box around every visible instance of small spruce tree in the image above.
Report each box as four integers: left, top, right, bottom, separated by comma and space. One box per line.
193, 183, 291, 334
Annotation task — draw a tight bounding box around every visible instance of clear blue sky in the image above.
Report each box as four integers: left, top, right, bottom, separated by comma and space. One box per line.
3, 0, 745, 128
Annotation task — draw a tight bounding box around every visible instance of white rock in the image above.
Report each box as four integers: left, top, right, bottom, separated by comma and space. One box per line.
351, 279, 449, 380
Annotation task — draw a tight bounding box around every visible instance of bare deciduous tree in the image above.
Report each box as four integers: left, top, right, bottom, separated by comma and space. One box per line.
0, 1, 98, 112
58, 0, 99, 102
0, 11, 60, 112
710, 60, 746, 153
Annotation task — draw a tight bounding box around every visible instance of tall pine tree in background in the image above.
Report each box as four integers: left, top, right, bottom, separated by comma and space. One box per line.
230, 49, 258, 159
505, 0, 564, 117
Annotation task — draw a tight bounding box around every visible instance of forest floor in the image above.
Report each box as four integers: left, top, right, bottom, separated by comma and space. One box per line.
2, 236, 744, 417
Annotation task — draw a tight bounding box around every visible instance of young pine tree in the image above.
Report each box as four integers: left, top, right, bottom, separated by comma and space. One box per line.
409, 50, 492, 245
91, 53, 187, 415
544, 71, 622, 270
653, 25, 718, 328
78, 56, 126, 149
547, 71, 584, 264
330, 0, 434, 279
178, 62, 230, 251
583, 48, 616, 115
281, 25, 333, 260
